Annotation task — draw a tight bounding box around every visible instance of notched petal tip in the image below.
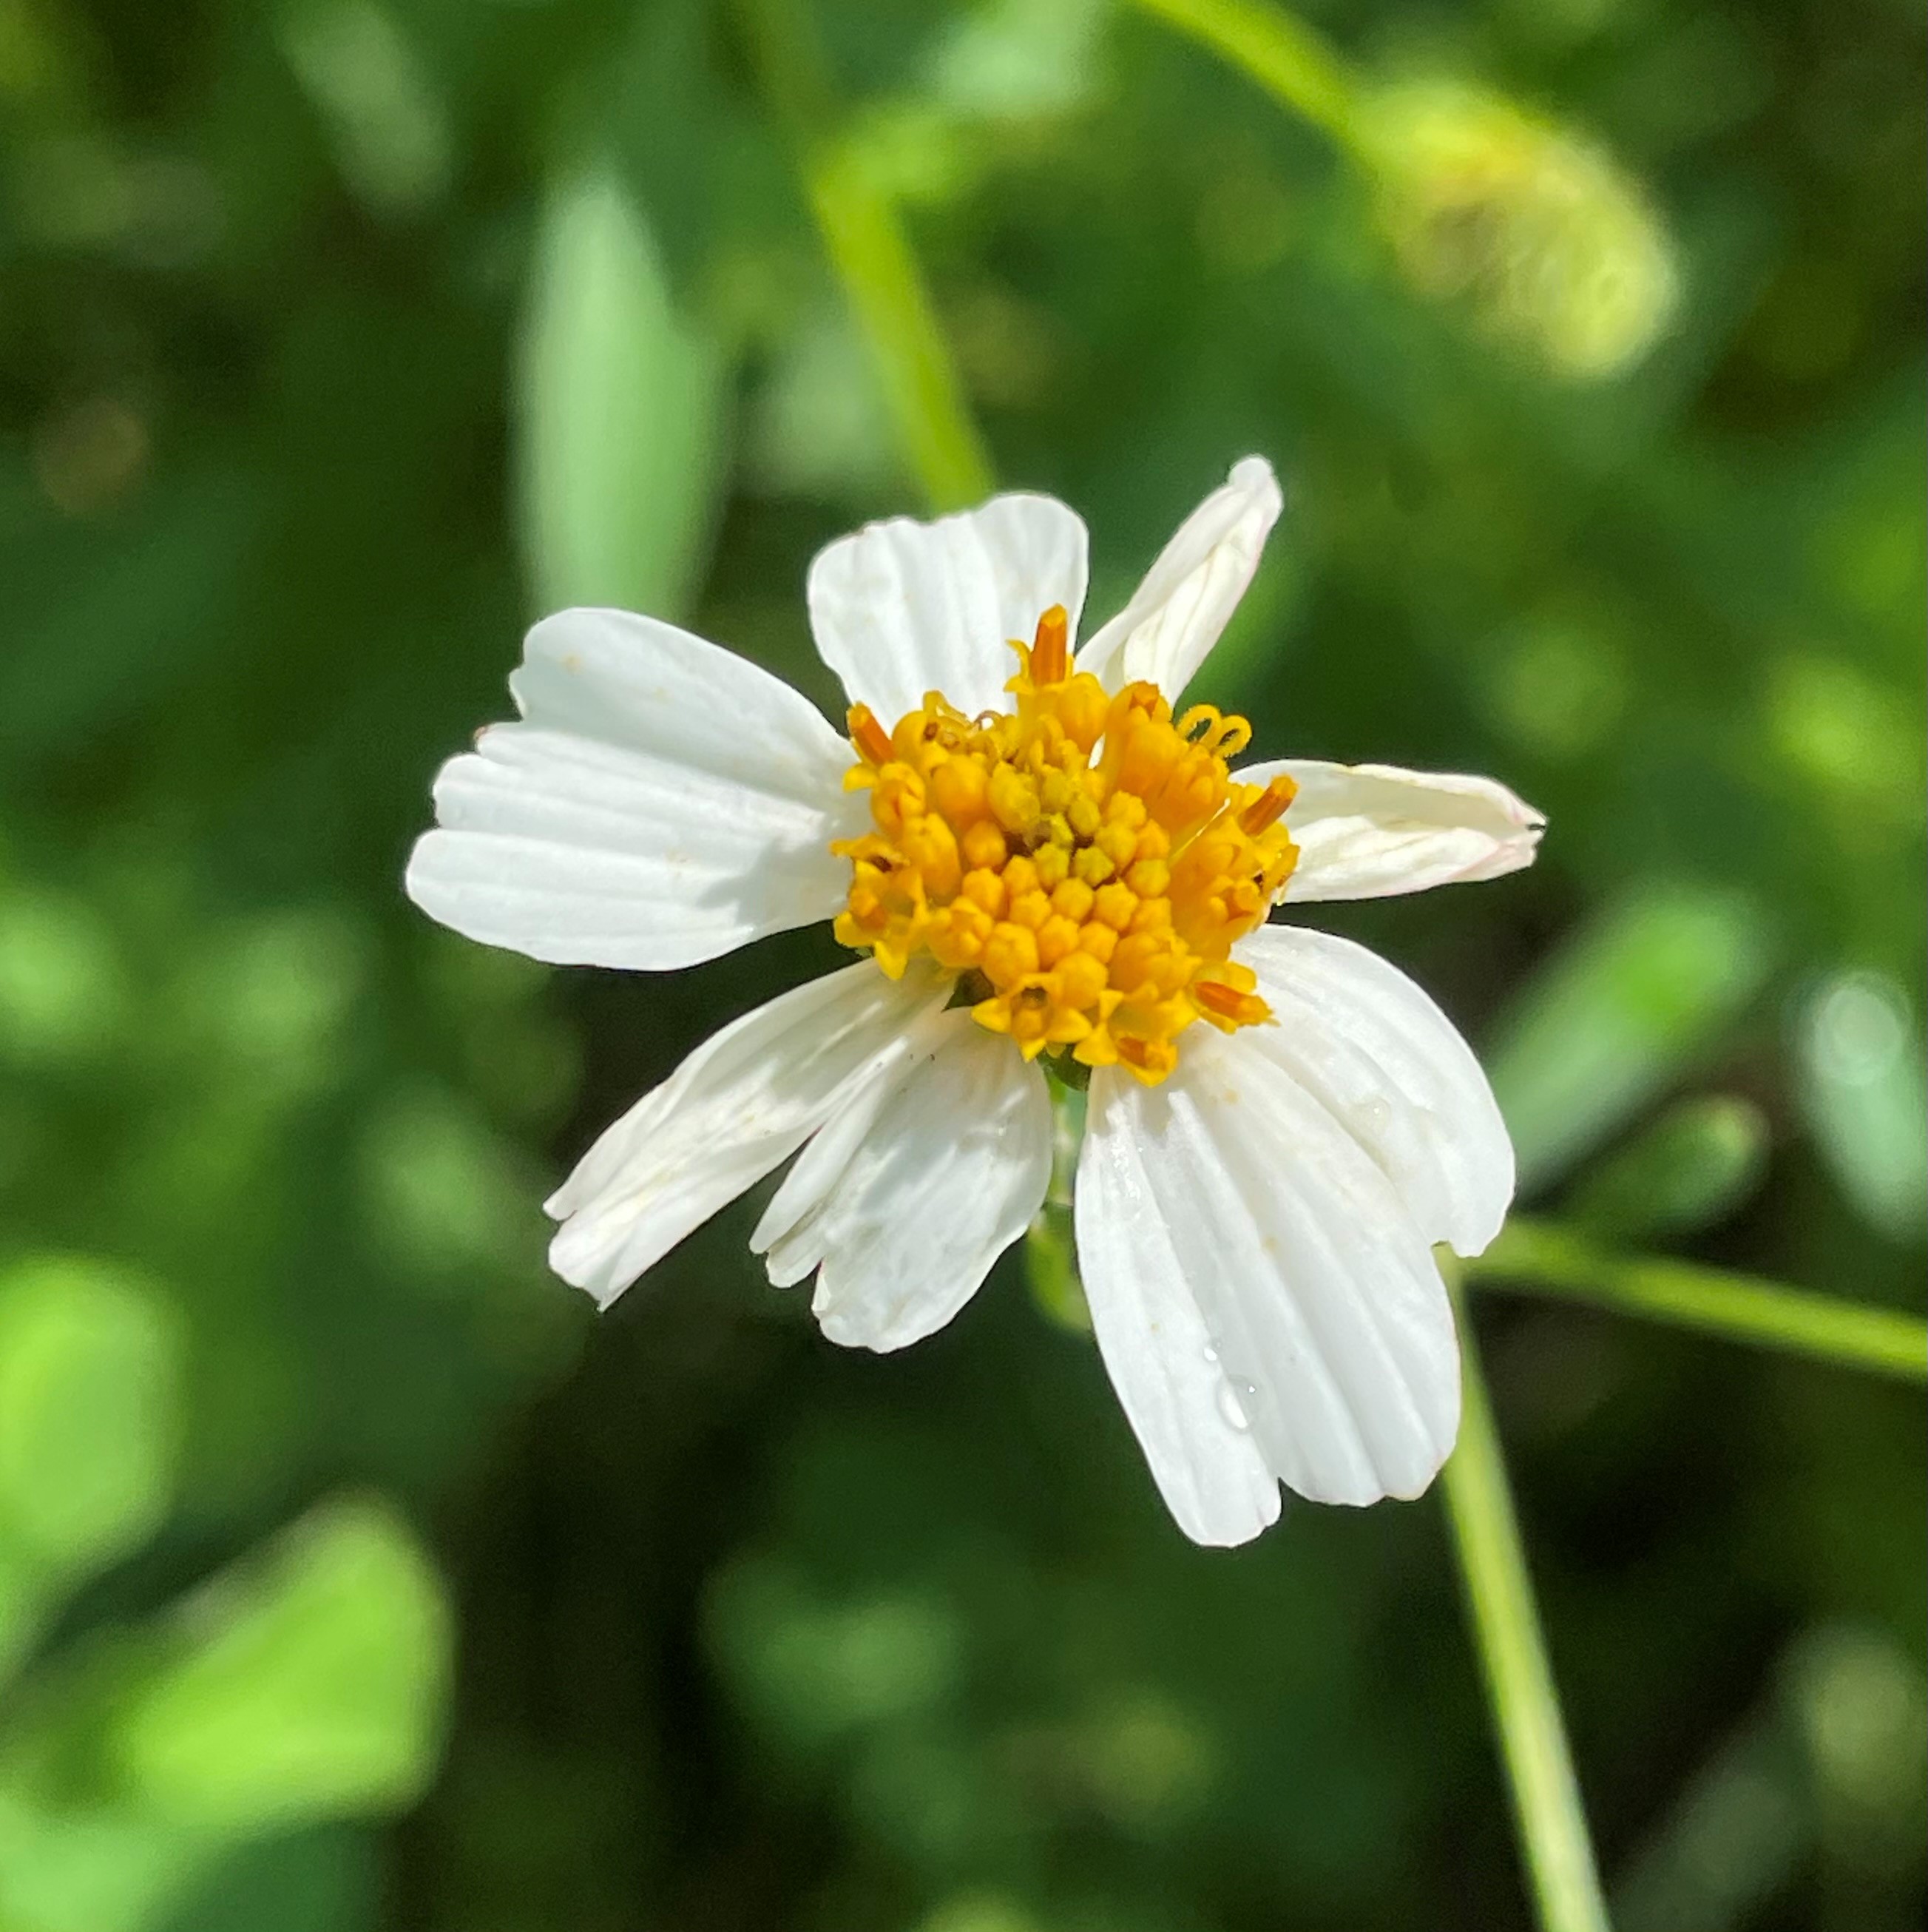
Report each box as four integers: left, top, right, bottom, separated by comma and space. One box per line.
544, 1226, 626, 1311
1249, 759, 1547, 903
1073, 453, 1286, 699
1226, 452, 1285, 510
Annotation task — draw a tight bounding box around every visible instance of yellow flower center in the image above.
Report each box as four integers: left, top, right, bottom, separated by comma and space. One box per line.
832, 607, 1299, 1084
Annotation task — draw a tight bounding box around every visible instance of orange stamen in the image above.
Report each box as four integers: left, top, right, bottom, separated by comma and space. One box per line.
1029, 605, 1069, 686
848, 703, 893, 768
1191, 979, 1268, 1027
1239, 774, 1297, 834
1191, 979, 1245, 1020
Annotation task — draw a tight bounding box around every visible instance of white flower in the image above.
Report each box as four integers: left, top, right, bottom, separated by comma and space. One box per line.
406, 457, 1543, 1547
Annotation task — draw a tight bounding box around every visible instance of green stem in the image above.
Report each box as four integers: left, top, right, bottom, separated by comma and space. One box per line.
1443, 1271, 1613, 1932
735, 0, 995, 512
1467, 1220, 1928, 1385
1129, 0, 1365, 153
1024, 1079, 1091, 1332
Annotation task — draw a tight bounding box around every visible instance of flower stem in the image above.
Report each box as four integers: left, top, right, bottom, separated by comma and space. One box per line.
734, 0, 995, 512
1129, 0, 1364, 153
1442, 1271, 1612, 1932
1466, 1219, 1928, 1384
1025, 1079, 1091, 1331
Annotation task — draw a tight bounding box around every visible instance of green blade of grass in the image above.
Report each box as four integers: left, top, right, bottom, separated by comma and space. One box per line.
1467, 1220, 1928, 1384
1129, 0, 1361, 149
736, 0, 994, 513
1443, 1274, 1613, 1932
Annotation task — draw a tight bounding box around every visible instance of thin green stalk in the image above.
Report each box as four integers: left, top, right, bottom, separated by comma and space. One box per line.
735, 0, 994, 512
1024, 1078, 1092, 1332
1467, 1220, 1928, 1385
734, 31, 1631, 1931
1443, 1272, 1612, 1932
1130, 0, 1364, 152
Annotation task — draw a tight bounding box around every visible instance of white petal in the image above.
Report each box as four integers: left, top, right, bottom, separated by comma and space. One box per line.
1074, 456, 1282, 698
1083, 1030, 1461, 1510
406, 608, 859, 970
1075, 1086, 1284, 1547
754, 1015, 1052, 1354
1235, 923, 1515, 1256
546, 962, 947, 1306
806, 493, 1089, 724
1241, 759, 1544, 903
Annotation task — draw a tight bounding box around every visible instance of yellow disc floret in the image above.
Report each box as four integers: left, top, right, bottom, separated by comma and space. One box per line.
832, 607, 1299, 1084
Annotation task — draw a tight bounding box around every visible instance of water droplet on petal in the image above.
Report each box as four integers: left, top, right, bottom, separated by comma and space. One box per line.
1201, 1345, 1218, 1365
1216, 1380, 1250, 1431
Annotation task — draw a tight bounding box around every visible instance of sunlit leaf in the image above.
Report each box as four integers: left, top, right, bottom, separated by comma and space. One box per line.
515, 161, 727, 622
1566, 1094, 1770, 1243
0, 1257, 178, 1607
112, 1498, 451, 1836
1486, 885, 1774, 1193
1796, 971, 1928, 1243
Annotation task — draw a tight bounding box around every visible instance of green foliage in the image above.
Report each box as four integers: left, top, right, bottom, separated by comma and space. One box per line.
113, 1500, 450, 1834
1567, 1095, 1770, 1244
0, 1273, 450, 1932
516, 161, 728, 620
0, 1495, 450, 1932
1486, 885, 1774, 1193
0, 1259, 178, 1673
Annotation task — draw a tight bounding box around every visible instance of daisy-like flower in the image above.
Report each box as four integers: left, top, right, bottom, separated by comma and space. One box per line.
406, 458, 1543, 1546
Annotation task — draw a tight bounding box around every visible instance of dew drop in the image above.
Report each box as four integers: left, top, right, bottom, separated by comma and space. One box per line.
1201, 1344, 1218, 1365
1216, 1380, 1251, 1431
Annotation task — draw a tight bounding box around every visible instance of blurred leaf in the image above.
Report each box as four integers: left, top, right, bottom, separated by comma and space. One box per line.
112, 1497, 451, 1836
1613, 1689, 1804, 1932
0, 466, 260, 770
1795, 971, 1928, 1245
1785, 1624, 1928, 1882
0, 1257, 179, 1672
155, 1824, 380, 1932
707, 1554, 964, 1752
1486, 885, 1773, 1193
0, 886, 129, 1070
515, 161, 728, 622
354, 1084, 542, 1279
0, 1797, 195, 1932
926, 0, 1109, 121
276, 0, 452, 218
744, 302, 899, 501
1566, 1095, 1770, 1244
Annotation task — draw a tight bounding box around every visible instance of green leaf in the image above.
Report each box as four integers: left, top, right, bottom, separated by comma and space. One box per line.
514, 161, 728, 622
1566, 1094, 1770, 1243
0, 1257, 180, 1656
1486, 884, 1773, 1193
1795, 970, 1928, 1243
0, 1796, 197, 1932
275, 0, 453, 219
111, 1497, 451, 1836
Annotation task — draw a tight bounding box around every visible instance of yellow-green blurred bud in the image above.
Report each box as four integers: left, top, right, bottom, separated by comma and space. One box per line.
1361, 82, 1680, 380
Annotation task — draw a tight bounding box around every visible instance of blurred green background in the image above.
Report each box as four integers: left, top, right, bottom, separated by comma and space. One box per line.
1, 0, 1922, 1927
